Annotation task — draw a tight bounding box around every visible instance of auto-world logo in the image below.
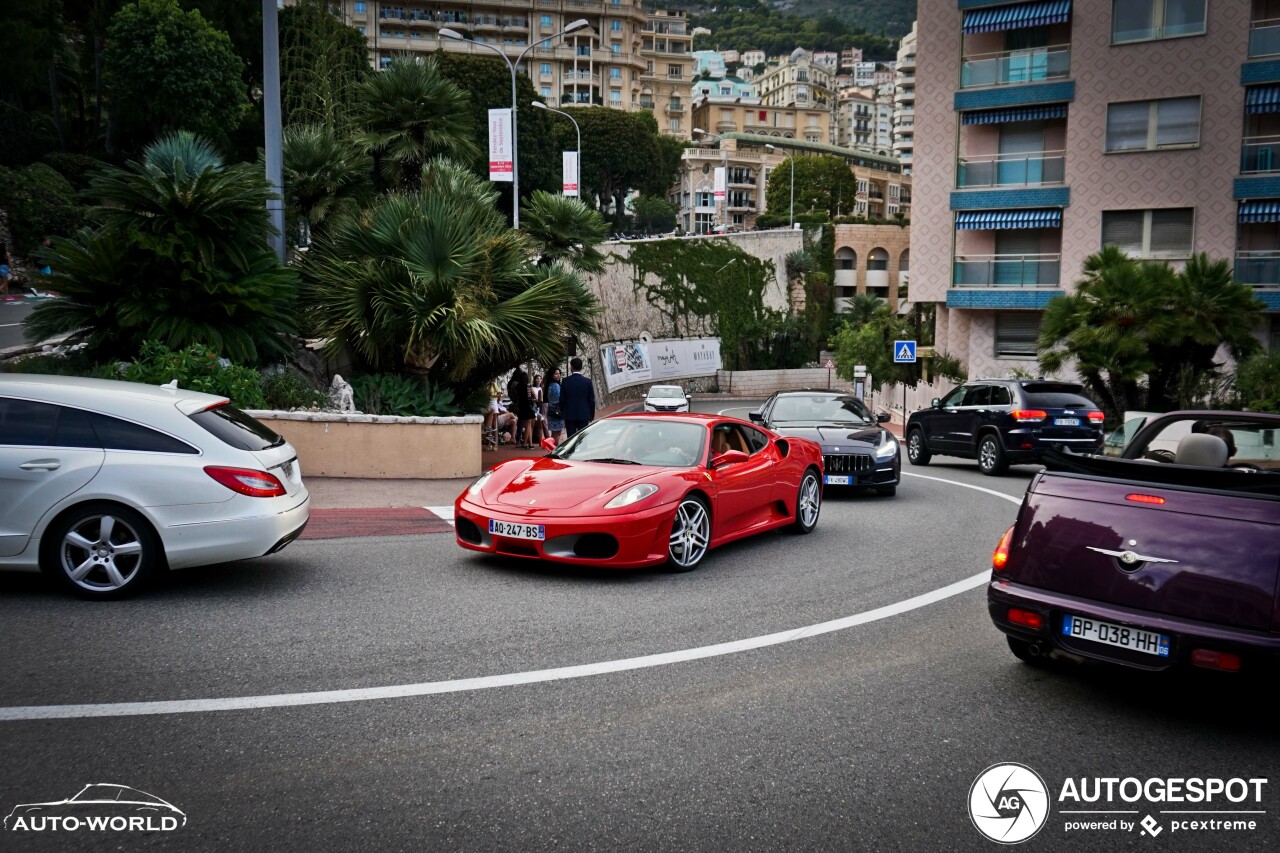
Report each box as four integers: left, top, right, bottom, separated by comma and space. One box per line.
969, 763, 1051, 844
4, 783, 185, 833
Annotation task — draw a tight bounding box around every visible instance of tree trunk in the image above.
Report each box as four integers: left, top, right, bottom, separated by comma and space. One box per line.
49, 62, 66, 151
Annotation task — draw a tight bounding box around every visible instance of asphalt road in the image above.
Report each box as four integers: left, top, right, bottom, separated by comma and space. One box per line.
0, 400, 1275, 852
0, 296, 38, 350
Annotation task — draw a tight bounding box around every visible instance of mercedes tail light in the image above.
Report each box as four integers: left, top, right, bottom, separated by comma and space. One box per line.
204, 466, 287, 498
992, 525, 1015, 572
1010, 410, 1048, 422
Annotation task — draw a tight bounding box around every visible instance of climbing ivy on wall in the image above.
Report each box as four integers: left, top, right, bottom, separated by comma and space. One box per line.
624, 238, 775, 369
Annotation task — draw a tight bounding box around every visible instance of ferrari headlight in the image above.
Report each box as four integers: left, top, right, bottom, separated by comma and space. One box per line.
874, 435, 899, 461
466, 470, 494, 499
605, 483, 659, 508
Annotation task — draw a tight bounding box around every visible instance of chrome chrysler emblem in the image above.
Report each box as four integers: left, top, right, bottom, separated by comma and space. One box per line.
1086, 546, 1178, 566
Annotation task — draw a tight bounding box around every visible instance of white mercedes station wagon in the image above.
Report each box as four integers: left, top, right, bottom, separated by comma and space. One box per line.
0, 375, 309, 598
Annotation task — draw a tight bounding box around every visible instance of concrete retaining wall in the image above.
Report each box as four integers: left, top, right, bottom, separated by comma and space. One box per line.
246, 411, 484, 480
715, 368, 850, 396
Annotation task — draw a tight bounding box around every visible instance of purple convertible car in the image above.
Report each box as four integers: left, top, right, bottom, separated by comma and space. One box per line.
988, 410, 1280, 673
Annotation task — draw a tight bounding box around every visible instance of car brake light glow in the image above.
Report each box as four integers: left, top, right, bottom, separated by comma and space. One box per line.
1010, 410, 1048, 422
1007, 608, 1043, 630
1125, 493, 1166, 505
204, 466, 287, 497
1087, 411, 1105, 423
1190, 649, 1242, 672
992, 525, 1015, 571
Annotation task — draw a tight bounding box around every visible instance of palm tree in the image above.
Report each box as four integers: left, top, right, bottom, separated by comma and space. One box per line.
520, 190, 609, 273
300, 177, 598, 398
27, 131, 297, 363
351, 57, 478, 191
281, 124, 373, 245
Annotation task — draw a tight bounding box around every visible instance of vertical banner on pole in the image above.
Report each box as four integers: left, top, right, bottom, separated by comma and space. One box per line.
713, 167, 726, 201
562, 151, 579, 196
488, 108, 513, 182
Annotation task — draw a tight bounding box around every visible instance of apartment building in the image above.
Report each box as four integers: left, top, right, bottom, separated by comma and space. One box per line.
690, 96, 832, 144
893, 21, 917, 173
912, 0, 1280, 384
756, 48, 837, 110
833, 223, 912, 312
339, 0, 694, 137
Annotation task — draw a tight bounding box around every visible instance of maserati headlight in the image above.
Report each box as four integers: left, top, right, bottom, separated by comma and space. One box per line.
874, 435, 899, 461
466, 470, 494, 499
605, 483, 659, 508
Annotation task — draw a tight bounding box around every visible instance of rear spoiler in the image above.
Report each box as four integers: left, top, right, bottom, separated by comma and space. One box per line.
1040, 448, 1280, 498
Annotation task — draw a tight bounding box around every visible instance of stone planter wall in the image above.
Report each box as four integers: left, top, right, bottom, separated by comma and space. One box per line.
246, 411, 484, 480
714, 368, 852, 397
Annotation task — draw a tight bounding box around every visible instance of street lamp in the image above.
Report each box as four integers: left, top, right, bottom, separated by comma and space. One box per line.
765, 143, 794, 229
531, 100, 580, 198
440, 18, 590, 228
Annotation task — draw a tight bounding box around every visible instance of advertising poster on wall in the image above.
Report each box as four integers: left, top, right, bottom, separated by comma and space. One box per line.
488, 108, 513, 182
600, 338, 723, 391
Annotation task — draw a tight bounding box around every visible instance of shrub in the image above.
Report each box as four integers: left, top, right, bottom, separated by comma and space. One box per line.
41, 153, 111, 192
121, 341, 267, 409
0, 352, 121, 379
351, 373, 460, 417
262, 367, 327, 410
1234, 351, 1280, 414
0, 163, 87, 254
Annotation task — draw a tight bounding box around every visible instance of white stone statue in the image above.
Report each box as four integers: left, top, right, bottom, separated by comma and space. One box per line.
327, 374, 357, 413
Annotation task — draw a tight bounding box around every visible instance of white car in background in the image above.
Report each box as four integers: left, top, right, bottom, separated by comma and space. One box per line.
643, 385, 691, 413
0, 375, 309, 599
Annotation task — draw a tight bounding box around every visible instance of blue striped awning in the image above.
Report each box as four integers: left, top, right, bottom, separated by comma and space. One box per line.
962, 0, 1071, 33
962, 104, 1069, 125
955, 209, 1063, 229
1239, 200, 1280, 223
1245, 85, 1280, 114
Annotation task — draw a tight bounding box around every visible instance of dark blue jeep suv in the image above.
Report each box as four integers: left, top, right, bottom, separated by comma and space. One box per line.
905, 379, 1104, 475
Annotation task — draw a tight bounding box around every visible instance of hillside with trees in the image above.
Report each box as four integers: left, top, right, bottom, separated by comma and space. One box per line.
673, 0, 910, 56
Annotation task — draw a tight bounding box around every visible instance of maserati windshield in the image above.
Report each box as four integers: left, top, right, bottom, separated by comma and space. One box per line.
771, 396, 874, 425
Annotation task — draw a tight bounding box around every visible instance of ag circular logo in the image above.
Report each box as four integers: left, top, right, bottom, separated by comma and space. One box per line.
968, 763, 1050, 844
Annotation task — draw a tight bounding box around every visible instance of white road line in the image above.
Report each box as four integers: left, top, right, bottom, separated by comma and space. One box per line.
424, 505, 455, 526
0, 475, 1019, 722
717, 405, 758, 416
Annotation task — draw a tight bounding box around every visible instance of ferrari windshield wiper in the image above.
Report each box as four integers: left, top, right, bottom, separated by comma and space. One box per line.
580, 457, 643, 465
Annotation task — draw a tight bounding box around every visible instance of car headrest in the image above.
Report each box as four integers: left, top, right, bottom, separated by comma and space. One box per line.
1174, 433, 1228, 468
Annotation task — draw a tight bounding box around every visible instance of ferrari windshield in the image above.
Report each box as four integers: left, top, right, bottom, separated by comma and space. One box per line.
771, 395, 874, 425
552, 418, 705, 467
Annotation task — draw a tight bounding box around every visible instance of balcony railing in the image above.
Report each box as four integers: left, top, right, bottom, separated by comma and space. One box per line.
953, 254, 1062, 287
1234, 251, 1280, 287
956, 151, 1066, 188
1241, 135, 1280, 174
1250, 17, 1280, 57
960, 44, 1070, 89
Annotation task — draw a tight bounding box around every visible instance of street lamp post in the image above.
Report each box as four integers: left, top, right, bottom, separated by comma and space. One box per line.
531, 100, 580, 198
765, 143, 795, 229
440, 19, 590, 228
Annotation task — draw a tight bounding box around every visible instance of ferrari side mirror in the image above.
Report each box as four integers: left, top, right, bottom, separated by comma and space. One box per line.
540, 437, 557, 452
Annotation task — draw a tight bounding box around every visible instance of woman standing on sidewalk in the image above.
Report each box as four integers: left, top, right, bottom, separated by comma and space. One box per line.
545, 368, 565, 442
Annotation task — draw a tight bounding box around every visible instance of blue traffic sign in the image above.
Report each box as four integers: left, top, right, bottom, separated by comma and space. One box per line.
893, 340, 917, 363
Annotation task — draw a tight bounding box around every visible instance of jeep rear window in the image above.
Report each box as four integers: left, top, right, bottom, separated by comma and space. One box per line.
1024, 391, 1096, 408
189, 404, 284, 451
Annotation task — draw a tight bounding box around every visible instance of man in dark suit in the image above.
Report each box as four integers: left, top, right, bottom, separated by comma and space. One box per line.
559, 357, 596, 438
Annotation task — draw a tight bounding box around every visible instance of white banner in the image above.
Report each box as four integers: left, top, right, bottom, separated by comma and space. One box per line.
562, 150, 579, 196
488, 108, 513, 182
600, 337, 722, 392
713, 167, 726, 200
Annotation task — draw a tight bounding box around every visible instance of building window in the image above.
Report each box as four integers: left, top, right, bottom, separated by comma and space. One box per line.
994, 313, 1041, 358
540, 86, 551, 97
541, 14, 552, 26
1101, 208, 1195, 258
695, 212, 714, 233
1112, 0, 1206, 44
668, 64, 683, 78
540, 63, 552, 76
695, 192, 714, 207
610, 89, 622, 103
611, 42, 621, 52
353, 1, 366, 13
610, 67, 621, 79
358, 25, 366, 34
610, 20, 622, 31
670, 118, 681, 131
1105, 97, 1200, 151
577, 44, 590, 56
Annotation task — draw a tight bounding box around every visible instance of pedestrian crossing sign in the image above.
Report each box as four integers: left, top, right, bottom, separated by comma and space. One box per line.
893, 340, 917, 363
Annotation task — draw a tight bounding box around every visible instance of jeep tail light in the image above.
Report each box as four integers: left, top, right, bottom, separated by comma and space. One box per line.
1190, 649, 1241, 672
1010, 410, 1048, 422
1007, 608, 1043, 630
992, 525, 1015, 572
204, 466, 287, 497
1125, 493, 1166, 505
1087, 410, 1105, 424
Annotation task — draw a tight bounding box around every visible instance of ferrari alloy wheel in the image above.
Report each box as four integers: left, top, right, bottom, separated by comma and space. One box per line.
907, 429, 931, 465
789, 469, 821, 534
668, 497, 711, 572
44, 504, 160, 599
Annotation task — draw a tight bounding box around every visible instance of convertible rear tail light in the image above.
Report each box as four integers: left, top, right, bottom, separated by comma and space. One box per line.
1010, 409, 1048, 422
992, 525, 1015, 572
1007, 608, 1043, 630
204, 466, 287, 498
1087, 411, 1105, 424
1190, 649, 1242, 672
1125, 493, 1166, 505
